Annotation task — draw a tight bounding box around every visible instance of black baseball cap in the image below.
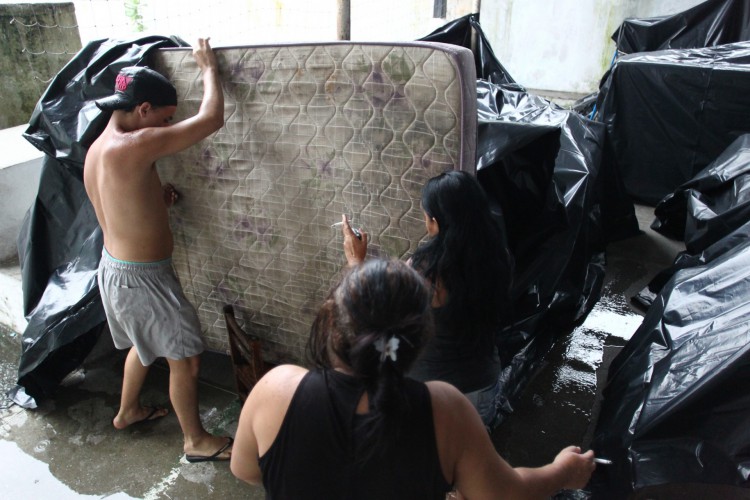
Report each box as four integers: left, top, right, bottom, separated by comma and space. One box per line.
95, 66, 178, 112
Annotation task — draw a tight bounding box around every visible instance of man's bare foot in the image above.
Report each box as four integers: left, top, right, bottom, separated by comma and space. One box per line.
163, 183, 180, 207
184, 435, 233, 462
112, 406, 169, 430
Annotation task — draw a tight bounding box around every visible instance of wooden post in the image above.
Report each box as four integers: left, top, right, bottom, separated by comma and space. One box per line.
337, 0, 350, 40
433, 0, 446, 19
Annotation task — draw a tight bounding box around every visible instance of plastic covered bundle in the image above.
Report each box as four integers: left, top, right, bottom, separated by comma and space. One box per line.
474, 80, 608, 422
613, 0, 750, 55
596, 41, 750, 206
9, 36, 187, 407
651, 133, 750, 254
591, 225, 750, 496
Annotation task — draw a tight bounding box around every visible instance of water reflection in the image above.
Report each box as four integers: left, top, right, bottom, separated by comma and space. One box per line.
581, 295, 643, 342
0, 440, 138, 499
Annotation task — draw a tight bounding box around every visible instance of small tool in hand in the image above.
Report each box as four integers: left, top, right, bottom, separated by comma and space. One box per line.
594, 458, 613, 465
331, 221, 362, 240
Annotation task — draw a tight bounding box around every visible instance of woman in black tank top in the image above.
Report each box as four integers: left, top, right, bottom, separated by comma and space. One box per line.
342, 171, 513, 429
230, 259, 596, 499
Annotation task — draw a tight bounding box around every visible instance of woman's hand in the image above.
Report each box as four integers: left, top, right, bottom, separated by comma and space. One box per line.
553, 446, 596, 490
342, 214, 367, 266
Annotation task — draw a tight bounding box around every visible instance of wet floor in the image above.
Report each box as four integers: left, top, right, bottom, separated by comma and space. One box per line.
491, 281, 641, 468
492, 205, 684, 470
0, 326, 265, 499
0, 205, 687, 499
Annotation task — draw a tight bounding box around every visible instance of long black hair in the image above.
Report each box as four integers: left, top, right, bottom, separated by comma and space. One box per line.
410, 170, 511, 341
307, 259, 433, 454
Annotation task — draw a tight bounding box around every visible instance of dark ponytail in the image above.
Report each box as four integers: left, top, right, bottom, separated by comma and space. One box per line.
307, 259, 434, 455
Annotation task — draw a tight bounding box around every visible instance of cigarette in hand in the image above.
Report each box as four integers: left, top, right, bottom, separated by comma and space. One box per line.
331, 221, 362, 239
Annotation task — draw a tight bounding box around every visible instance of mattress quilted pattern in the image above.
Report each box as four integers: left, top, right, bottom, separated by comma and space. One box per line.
152, 42, 476, 363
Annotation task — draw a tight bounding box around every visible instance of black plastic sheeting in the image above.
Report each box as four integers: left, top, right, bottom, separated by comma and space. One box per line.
590, 221, 750, 497
595, 41, 750, 207
593, 8, 750, 494
631, 133, 750, 311
418, 13, 520, 89
651, 133, 750, 254
613, 0, 750, 55
474, 80, 608, 422
9, 36, 187, 408
419, 14, 611, 425
585, 0, 750, 129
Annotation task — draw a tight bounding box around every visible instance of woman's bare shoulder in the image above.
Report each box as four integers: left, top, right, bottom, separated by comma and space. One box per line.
242, 366, 309, 427
255, 364, 308, 389
425, 380, 464, 399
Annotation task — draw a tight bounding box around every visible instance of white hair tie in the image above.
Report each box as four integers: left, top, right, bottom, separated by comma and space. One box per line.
374, 336, 400, 362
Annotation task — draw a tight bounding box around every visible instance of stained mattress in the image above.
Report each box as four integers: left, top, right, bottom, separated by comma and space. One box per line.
151, 42, 477, 363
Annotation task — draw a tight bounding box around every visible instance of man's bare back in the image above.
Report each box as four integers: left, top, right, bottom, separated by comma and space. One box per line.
85, 114, 177, 262
84, 38, 222, 263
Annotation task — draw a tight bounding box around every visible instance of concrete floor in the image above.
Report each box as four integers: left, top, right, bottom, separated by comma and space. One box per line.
0, 205, 691, 499
0, 329, 264, 499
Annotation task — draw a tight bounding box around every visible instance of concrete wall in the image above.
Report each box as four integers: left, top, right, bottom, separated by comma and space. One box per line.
0, 2, 81, 128
73, 0, 479, 47
480, 0, 704, 95
353, 0, 478, 40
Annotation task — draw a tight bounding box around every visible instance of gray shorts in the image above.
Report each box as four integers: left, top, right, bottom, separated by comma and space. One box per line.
98, 249, 205, 366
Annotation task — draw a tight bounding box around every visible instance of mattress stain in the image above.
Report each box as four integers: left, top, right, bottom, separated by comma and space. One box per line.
383, 53, 415, 84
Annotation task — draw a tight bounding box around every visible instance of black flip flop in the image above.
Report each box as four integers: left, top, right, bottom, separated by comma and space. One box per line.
185, 437, 234, 463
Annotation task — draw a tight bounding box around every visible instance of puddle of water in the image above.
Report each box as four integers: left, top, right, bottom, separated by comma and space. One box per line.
578, 294, 644, 342
547, 289, 644, 402
0, 439, 138, 499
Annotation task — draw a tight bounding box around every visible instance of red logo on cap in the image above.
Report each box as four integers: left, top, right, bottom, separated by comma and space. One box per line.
115, 74, 133, 92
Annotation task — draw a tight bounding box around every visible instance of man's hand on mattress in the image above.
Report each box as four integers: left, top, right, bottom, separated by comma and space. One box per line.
163, 183, 180, 208
341, 214, 367, 266
193, 37, 217, 72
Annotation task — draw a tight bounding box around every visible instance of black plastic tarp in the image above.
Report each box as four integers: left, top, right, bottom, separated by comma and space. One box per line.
350, 14, 626, 425
591, 223, 750, 497
9, 36, 186, 408
421, 14, 614, 423
418, 13, 520, 89
651, 133, 750, 254
633, 134, 750, 310
635, 218, 750, 312
595, 41, 750, 207
613, 0, 750, 55
473, 80, 608, 422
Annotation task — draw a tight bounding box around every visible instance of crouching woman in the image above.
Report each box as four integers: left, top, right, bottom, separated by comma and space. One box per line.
230, 259, 595, 499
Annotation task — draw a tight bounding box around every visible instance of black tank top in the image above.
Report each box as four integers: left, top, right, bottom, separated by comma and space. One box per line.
259, 369, 451, 499
408, 307, 499, 393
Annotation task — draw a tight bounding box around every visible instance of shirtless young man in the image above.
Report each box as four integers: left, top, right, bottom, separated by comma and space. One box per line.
84, 38, 231, 462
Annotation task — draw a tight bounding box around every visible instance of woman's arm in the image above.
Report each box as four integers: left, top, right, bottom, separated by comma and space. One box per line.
429, 381, 595, 500
230, 365, 308, 485
230, 390, 263, 485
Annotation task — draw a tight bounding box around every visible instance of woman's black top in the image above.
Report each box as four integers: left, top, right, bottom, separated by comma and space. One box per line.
258, 369, 451, 499
408, 307, 499, 393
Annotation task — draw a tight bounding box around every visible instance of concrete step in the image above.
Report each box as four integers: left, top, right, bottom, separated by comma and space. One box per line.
0, 124, 40, 335
0, 125, 43, 263
0, 258, 26, 335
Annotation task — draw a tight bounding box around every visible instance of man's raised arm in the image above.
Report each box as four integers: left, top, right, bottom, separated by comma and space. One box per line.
141, 37, 224, 160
